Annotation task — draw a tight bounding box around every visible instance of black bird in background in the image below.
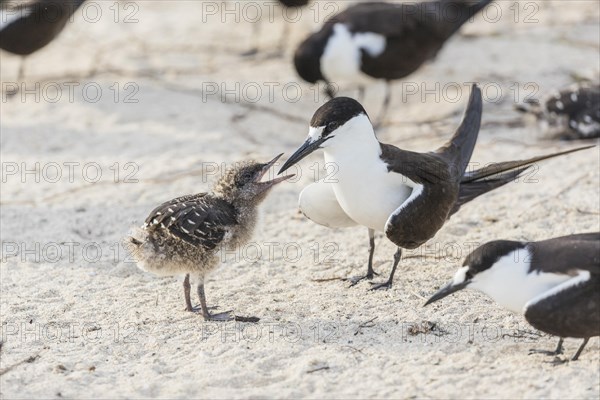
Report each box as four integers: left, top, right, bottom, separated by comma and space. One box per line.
294, 0, 493, 124
0, 0, 86, 85
516, 82, 600, 140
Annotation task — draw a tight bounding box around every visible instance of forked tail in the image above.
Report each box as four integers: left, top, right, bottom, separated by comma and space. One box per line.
450, 145, 595, 215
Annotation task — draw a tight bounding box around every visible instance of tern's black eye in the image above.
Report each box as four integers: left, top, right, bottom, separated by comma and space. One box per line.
326, 121, 339, 132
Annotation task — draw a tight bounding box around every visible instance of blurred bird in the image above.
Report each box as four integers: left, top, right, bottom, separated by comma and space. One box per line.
125, 155, 294, 321
0, 0, 86, 87
294, 0, 493, 124
278, 84, 593, 290
243, 0, 310, 57
516, 82, 600, 140
425, 233, 600, 362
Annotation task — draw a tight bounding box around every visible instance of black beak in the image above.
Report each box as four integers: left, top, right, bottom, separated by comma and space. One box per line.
256, 153, 295, 187
424, 280, 469, 306
278, 137, 327, 174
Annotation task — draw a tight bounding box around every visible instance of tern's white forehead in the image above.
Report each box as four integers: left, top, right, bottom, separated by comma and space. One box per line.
308, 126, 324, 142
452, 266, 469, 285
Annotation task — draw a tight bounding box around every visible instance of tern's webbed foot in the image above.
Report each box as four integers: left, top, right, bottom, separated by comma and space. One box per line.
234, 315, 260, 323
528, 348, 563, 357
369, 280, 392, 291
204, 311, 235, 322
6, 88, 19, 98
546, 356, 569, 366
240, 48, 259, 58
203, 311, 260, 323
346, 271, 378, 287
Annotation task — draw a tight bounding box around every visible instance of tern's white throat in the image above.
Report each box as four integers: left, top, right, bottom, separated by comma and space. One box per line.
312, 114, 412, 232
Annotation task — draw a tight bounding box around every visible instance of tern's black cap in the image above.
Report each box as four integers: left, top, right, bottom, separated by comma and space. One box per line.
310, 97, 369, 130
463, 240, 526, 274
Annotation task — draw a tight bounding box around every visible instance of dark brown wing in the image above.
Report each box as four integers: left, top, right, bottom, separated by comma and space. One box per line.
529, 234, 600, 275
145, 193, 238, 250
380, 145, 458, 249
525, 274, 600, 339
0, 0, 86, 55
380, 85, 482, 248
546, 83, 600, 116
335, 2, 492, 79
434, 84, 482, 179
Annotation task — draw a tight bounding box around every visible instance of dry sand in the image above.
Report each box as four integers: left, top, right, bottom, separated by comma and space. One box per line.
1, 1, 599, 398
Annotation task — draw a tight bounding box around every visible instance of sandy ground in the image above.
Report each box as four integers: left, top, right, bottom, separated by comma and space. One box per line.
1, 1, 599, 398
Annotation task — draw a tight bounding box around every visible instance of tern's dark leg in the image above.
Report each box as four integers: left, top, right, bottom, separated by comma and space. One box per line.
7, 58, 25, 97
529, 337, 564, 356
374, 82, 392, 129
241, 22, 261, 57
183, 274, 193, 312
348, 229, 378, 287
370, 247, 402, 290
357, 86, 366, 103
554, 337, 565, 355
17, 58, 25, 82
324, 82, 336, 99
571, 338, 590, 361
274, 23, 290, 57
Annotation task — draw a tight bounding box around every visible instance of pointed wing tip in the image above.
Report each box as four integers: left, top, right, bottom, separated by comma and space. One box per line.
469, 84, 482, 106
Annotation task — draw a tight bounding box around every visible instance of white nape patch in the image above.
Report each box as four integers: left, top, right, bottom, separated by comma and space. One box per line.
0, 6, 32, 31
469, 248, 574, 314
308, 126, 325, 142
525, 270, 591, 311
384, 180, 423, 233
321, 23, 386, 84
452, 266, 469, 285
298, 180, 357, 228
353, 32, 386, 57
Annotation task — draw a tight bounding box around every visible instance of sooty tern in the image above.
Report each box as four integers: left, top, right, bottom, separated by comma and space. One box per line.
125, 155, 294, 322
278, 84, 594, 290
425, 233, 600, 361
516, 82, 600, 140
294, 0, 493, 123
0, 0, 86, 86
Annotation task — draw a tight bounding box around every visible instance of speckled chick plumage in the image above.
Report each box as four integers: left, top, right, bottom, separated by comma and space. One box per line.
125, 160, 281, 281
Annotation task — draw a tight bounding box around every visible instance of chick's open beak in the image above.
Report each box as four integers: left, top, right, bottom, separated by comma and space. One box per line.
256, 153, 295, 187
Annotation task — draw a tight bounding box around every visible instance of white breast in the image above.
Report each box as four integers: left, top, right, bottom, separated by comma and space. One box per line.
321, 23, 386, 85
326, 150, 411, 231
470, 249, 575, 313
298, 180, 357, 228
320, 116, 412, 232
